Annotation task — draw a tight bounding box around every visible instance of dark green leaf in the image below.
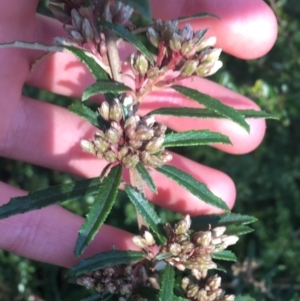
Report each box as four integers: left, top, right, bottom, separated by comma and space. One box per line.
157, 165, 229, 212
163, 130, 231, 147
119, 0, 152, 20
234, 295, 256, 301
173, 296, 189, 301
67, 250, 144, 278
135, 286, 159, 300
125, 185, 165, 243
148, 107, 276, 120
159, 264, 175, 301
135, 163, 157, 193
191, 213, 257, 230
225, 225, 254, 236
64, 46, 109, 80
69, 103, 99, 127
213, 250, 237, 262
99, 21, 154, 64
178, 12, 220, 22
171, 85, 250, 132
74, 165, 122, 257
0, 177, 101, 220
82, 81, 132, 101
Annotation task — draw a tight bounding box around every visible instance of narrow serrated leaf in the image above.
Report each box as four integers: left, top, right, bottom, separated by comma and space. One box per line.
213, 250, 237, 262
178, 12, 220, 22
69, 103, 99, 127
125, 185, 165, 243
0, 177, 101, 219
64, 46, 109, 80
148, 107, 276, 120
172, 85, 250, 132
82, 81, 132, 101
99, 21, 154, 64
119, 0, 151, 20
159, 264, 175, 301
164, 130, 231, 147
225, 225, 254, 236
68, 250, 144, 278
192, 213, 257, 230
74, 165, 122, 257
135, 163, 157, 193
157, 165, 229, 212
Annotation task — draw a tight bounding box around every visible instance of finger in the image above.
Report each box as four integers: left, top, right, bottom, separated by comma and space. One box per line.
151, 0, 278, 59
0, 96, 235, 214
0, 181, 136, 268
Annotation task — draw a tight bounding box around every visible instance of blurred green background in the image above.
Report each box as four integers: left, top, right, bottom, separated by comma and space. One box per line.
1, 0, 300, 300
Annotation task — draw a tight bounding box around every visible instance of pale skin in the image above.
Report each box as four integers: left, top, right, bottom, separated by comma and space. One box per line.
0, 0, 277, 268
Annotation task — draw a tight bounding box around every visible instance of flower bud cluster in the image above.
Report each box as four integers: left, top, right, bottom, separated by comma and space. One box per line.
147, 20, 222, 77
77, 263, 149, 299
160, 215, 238, 279
181, 275, 235, 301
80, 97, 172, 169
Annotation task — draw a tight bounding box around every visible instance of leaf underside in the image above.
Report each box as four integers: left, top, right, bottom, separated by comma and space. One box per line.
157, 165, 230, 212
172, 85, 250, 132
0, 177, 101, 220
68, 103, 99, 127
74, 165, 122, 257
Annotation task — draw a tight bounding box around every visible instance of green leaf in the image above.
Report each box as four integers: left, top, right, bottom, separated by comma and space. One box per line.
159, 264, 175, 301
213, 250, 237, 262
0, 177, 101, 220
135, 162, 157, 193
135, 286, 159, 300
148, 107, 276, 120
155, 252, 172, 261
173, 297, 189, 301
192, 213, 257, 230
234, 295, 256, 301
163, 130, 231, 147
67, 250, 144, 278
225, 225, 254, 236
171, 85, 250, 132
99, 21, 154, 64
82, 81, 132, 101
74, 165, 122, 257
125, 185, 165, 243
69, 103, 99, 127
157, 165, 229, 212
119, 0, 152, 20
178, 12, 220, 22
64, 46, 109, 80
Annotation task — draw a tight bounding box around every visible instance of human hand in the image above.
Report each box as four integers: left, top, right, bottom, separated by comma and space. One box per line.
0, 0, 277, 268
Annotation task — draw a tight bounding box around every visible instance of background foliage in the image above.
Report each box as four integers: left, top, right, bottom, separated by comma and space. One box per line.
1, 0, 299, 300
